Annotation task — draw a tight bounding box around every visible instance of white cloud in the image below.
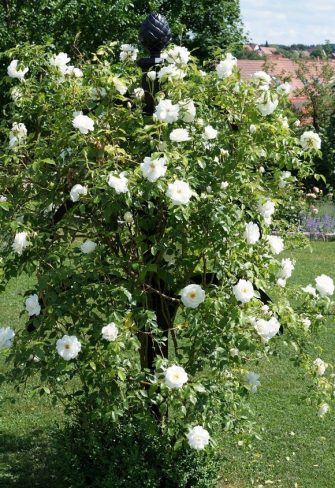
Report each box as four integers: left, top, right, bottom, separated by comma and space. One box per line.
240, 0, 335, 44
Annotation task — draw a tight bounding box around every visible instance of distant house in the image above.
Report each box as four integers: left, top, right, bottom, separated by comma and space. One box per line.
237, 57, 335, 111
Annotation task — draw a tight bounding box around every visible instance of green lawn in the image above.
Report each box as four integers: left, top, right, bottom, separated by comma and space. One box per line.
0, 242, 334, 487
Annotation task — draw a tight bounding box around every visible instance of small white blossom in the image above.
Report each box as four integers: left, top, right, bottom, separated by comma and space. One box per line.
279, 170, 292, 188
101, 322, 118, 341
123, 211, 133, 224
302, 285, 317, 296
180, 284, 205, 308
266, 235, 284, 254
80, 240, 97, 254
166, 46, 190, 64
204, 125, 218, 140
220, 181, 229, 190
0, 327, 15, 349
70, 184, 87, 202
0, 195, 7, 202
133, 87, 145, 99
9, 122, 27, 147
257, 94, 278, 116
120, 44, 138, 62
154, 99, 180, 123
258, 200, 275, 224
300, 131, 321, 151
158, 65, 186, 81
302, 317, 311, 330
277, 278, 286, 288
314, 358, 327, 376
253, 71, 272, 85
277, 82, 291, 95
216, 53, 237, 79
49, 52, 71, 73
254, 317, 280, 341
315, 274, 334, 297
250, 124, 257, 134
318, 403, 329, 417
7, 60, 29, 80
169, 128, 191, 143
166, 180, 193, 205
244, 222, 260, 245
12, 231, 30, 255
277, 258, 295, 280
294, 119, 301, 127
246, 372, 260, 393
108, 174, 129, 194
113, 78, 127, 95
187, 426, 210, 450
229, 348, 239, 357
141, 156, 167, 182
179, 99, 196, 123
72, 113, 94, 134
25, 294, 41, 316
56, 335, 81, 361
165, 365, 188, 388
147, 71, 157, 81
233, 279, 254, 303
66, 66, 83, 77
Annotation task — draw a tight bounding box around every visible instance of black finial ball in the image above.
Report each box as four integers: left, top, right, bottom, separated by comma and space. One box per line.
139, 12, 172, 57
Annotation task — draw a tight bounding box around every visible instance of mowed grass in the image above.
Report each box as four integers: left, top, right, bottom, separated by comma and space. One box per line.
0, 242, 334, 487
221, 241, 335, 488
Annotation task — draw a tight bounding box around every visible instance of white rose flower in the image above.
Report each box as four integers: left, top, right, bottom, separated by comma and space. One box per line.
56, 335, 81, 361
12, 231, 30, 255
0, 327, 15, 349
133, 87, 145, 99
141, 156, 167, 182
249, 124, 257, 134
80, 240, 97, 254
180, 284, 205, 308
313, 358, 327, 376
266, 235, 284, 255
294, 119, 301, 127
300, 131, 321, 151
169, 128, 190, 143
108, 174, 129, 194
277, 258, 295, 280
157, 65, 186, 81
253, 71, 272, 85
70, 184, 88, 202
220, 181, 229, 190
278, 170, 292, 188
147, 71, 157, 81
229, 348, 239, 357
72, 113, 94, 134
49, 52, 71, 74
318, 403, 329, 417
123, 211, 133, 224
254, 317, 280, 342
113, 78, 127, 95
9, 122, 27, 147
154, 99, 180, 123
302, 317, 311, 330
246, 372, 260, 393
216, 53, 237, 79
101, 322, 118, 341
164, 365, 188, 388
204, 125, 218, 140
233, 279, 254, 303
258, 200, 275, 222
187, 426, 210, 450
315, 274, 334, 297
179, 99, 196, 123
244, 222, 260, 245
166, 46, 190, 64
65, 66, 83, 77
257, 95, 278, 116
166, 180, 193, 205
277, 278, 286, 288
302, 284, 316, 296
25, 294, 41, 316
120, 44, 138, 62
277, 82, 291, 95
7, 60, 29, 80
0, 195, 7, 202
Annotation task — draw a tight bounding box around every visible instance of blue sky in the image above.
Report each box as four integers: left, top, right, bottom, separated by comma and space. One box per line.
240, 0, 335, 45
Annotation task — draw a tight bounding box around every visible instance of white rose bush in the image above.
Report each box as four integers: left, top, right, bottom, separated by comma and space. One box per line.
0, 41, 334, 487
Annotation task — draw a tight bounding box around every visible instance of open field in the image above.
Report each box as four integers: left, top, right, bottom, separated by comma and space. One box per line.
0, 241, 334, 487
